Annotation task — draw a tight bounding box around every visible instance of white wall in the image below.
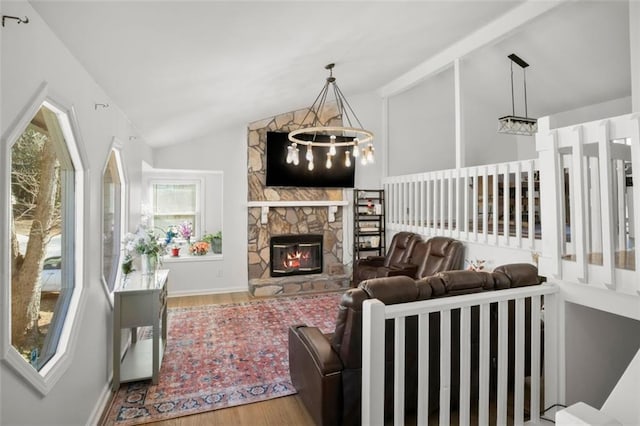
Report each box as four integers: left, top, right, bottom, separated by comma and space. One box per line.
564, 302, 640, 409
549, 96, 632, 129
347, 90, 384, 189
388, 67, 456, 175
0, 1, 152, 424
154, 125, 248, 295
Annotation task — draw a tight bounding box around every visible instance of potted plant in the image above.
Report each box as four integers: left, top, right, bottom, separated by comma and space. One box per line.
201, 231, 222, 253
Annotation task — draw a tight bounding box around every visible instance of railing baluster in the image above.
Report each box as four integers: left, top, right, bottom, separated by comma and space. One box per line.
482, 167, 489, 242
362, 299, 385, 426
514, 298, 525, 426
530, 295, 542, 424
439, 309, 451, 425
394, 317, 406, 425
417, 313, 430, 425
447, 170, 454, 237
515, 162, 523, 247
497, 300, 508, 425
479, 303, 490, 425
459, 306, 471, 426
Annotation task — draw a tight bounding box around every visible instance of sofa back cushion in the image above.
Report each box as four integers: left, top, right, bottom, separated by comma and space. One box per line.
384, 232, 421, 268
412, 237, 465, 278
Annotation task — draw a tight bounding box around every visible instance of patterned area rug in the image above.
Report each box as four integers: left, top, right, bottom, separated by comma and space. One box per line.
104, 293, 342, 425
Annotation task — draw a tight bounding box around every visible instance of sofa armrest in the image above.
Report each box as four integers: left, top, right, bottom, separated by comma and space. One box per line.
356, 256, 385, 267
290, 325, 342, 374
289, 325, 343, 426
387, 262, 419, 277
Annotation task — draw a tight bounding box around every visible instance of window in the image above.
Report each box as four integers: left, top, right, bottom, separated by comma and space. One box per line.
3, 92, 86, 393
103, 147, 126, 293
143, 169, 223, 255
151, 181, 200, 236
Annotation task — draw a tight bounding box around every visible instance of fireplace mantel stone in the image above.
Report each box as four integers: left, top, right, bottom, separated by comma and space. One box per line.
247, 200, 349, 224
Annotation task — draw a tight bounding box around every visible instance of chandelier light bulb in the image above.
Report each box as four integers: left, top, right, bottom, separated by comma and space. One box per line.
345, 151, 352, 167
361, 155, 368, 166
352, 138, 360, 157
293, 146, 300, 166
308, 159, 314, 171
329, 135, 337, 156
366, 144, 375, 163
326, 153, 333, 169
286, 145, 294, 164
305, 145, 313, 162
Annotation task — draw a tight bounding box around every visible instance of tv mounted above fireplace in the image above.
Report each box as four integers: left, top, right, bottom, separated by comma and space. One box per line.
265, 131, 356, 188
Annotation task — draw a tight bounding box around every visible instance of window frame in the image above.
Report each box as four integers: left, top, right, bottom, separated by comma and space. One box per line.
148, 178, 204, 238
0, 84, 88, 394
101, 141, 127, 304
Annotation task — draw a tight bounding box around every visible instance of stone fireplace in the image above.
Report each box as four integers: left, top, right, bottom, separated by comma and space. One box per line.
270, 234, 323, 277
247, 106, 351, 296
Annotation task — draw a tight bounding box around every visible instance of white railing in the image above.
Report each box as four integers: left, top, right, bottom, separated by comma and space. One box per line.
362, 283, 560, 426
382, 159, 541, 252
536, 114, 640, 296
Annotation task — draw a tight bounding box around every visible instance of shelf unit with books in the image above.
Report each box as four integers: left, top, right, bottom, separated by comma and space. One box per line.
353, 189, 385, 261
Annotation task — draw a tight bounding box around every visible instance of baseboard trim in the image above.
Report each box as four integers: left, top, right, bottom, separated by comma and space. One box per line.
88, 381, 113, 426
168, 286, 248, 298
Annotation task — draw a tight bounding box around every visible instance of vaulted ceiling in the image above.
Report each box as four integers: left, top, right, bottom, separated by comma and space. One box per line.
29, 1, 631, 148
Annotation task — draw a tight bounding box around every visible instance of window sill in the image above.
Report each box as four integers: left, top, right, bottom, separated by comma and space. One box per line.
162, 253, 223, 263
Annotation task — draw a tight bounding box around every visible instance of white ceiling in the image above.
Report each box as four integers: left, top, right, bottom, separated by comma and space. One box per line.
29, 1, 631, 148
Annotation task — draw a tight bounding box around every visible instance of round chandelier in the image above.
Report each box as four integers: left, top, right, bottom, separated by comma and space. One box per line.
287, 63, 375, 171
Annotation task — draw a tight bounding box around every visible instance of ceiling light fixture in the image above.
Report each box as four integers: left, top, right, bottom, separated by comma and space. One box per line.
498, 53, 537, 136
287, 63, 374, 169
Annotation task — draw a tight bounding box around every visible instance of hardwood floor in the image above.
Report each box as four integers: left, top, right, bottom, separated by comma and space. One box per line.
105, 291, 315, 426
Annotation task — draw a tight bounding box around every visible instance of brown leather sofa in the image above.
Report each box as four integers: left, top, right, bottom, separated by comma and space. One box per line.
289, 263, 542, 425
352, 234, 464, 288
352, 231, 422, 287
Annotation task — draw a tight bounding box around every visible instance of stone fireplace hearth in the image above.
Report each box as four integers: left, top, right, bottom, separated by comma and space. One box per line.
247, 106, 351, 296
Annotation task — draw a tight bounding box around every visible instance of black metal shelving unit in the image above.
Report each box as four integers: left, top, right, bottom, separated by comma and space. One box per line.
353, 189, 385, 260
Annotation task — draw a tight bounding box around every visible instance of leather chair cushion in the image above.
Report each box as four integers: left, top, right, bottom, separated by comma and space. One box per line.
360, 276, 419, 305
493, 263, 540, 288
439, 270, 495, 296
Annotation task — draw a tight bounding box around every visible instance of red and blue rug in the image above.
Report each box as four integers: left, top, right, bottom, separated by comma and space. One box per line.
105, 292, 342, 425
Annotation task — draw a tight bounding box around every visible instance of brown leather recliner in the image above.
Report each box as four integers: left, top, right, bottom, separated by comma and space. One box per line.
410, 236, 465, 279
351, 231, 422, 287
288, 263, 542, 425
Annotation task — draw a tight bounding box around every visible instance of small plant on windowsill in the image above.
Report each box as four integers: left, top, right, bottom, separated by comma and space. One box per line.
190, 241, 209, 256
177, 221, 193, 242
201, 231, 222, 253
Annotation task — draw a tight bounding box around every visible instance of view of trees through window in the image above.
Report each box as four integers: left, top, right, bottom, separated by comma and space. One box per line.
10, 104, 75, 370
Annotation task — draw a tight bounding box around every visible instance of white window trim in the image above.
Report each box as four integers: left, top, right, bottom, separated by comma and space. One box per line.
148, 177, 205, 238
0, 83, 89, 395
101, 140, 128, 307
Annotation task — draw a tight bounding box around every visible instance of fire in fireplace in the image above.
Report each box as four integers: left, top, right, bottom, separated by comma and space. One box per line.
270, 234, 323, 277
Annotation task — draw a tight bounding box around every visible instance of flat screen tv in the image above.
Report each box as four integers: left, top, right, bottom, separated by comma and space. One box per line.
265, 131, 356, 188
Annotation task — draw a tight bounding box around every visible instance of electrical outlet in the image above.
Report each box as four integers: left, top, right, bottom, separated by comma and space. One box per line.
217, 269, 223, 278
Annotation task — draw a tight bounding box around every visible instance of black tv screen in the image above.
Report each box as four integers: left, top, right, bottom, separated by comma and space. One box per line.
265, 131, 356, 188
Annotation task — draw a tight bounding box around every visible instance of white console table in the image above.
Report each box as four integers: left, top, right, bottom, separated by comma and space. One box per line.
112, 269, 168, 391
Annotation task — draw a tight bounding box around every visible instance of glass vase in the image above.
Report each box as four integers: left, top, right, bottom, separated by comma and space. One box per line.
140, 254, 152, 275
